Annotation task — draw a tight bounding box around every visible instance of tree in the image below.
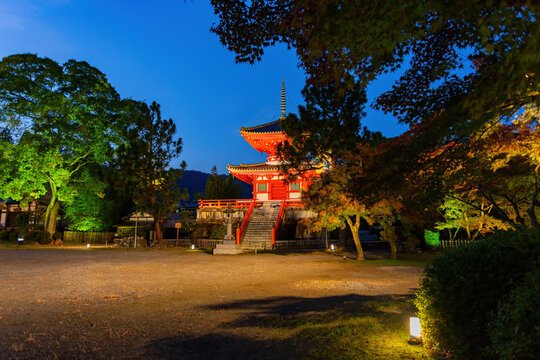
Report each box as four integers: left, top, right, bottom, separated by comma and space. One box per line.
212, 1, 540, 202
63, 168, 115, 232
303, 166, 367, 261
116, 101, 186, 243
435, 196, 509, 241
304, 142, 405, 260
0, 54, 123, 236
204, 166, 243, 199
278, 77, 367, 171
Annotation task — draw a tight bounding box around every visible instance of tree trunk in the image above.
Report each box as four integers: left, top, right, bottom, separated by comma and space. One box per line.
389, 239, 397, 260
43, 192, 59, 237
527, 175, 539, 228
346, 216, 364, 261
154, 217, 162, 245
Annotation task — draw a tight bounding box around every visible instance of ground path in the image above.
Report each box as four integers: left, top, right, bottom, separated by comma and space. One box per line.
0, 249, 424, 359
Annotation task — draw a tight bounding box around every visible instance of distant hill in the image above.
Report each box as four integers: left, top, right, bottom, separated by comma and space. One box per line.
177, 170, 252, 200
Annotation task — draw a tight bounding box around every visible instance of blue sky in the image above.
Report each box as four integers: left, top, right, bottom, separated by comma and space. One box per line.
0, 0, 407, 173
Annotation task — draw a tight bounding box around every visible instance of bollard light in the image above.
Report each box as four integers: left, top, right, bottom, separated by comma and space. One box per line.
87, 243, 90, 249
18, 237, 24, 244
410, 317, 421, 340
330, 244, 335, 251
190, 244, 195, 250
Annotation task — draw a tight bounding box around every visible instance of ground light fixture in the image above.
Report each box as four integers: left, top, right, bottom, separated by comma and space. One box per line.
410, 317, 422, 342
18, 237, 23, 244
86, 244, 90, 249
330, 244, 335, 251
190, 244, 195, 250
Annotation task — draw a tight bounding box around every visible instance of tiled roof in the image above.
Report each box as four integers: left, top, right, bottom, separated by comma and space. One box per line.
227, 163, 281, 173
240, 119, 282, 134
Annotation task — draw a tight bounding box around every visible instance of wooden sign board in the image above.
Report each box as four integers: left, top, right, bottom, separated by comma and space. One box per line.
175, 223, 182, 229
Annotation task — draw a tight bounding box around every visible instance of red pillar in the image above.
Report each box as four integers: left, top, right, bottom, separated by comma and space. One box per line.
236, 227, 241, 245
271, 227, 276, 249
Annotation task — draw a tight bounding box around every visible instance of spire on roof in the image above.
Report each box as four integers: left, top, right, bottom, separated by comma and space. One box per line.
279, 79, 286, 120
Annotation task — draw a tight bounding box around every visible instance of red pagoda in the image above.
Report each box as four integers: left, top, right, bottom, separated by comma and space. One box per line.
227, 80, 321, 201
198, 80, 323, 250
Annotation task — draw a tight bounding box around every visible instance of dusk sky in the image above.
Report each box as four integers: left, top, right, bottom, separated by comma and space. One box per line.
0, 0, 407, 173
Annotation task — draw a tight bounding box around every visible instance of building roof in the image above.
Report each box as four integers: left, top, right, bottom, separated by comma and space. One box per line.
240, 119, 283, 134
227, 162, 281, 173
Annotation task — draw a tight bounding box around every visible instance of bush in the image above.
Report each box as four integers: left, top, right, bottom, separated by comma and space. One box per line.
424, 229, 440, 248
0, 231, 9, 242
8, 230, 20, 243
489, 268, 540, 359
24, 231, 39, 243
13, 212, 30, 228
209, 225, 226, 239
415, 228, 540, 359
52, 232, 63, 240
37, 230, 51, 244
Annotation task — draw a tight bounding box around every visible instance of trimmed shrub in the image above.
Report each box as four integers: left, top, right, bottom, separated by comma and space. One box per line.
37, 230, 52, 244
424, 229, 440, 248
489, 268, 540, 359
415, 228, 540, 359
0, 231, 9, 242
24, 231, 39, 243
8, 230, 20, 243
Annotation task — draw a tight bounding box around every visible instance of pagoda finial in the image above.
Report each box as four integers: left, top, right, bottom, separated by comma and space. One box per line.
279, 78, 286, 120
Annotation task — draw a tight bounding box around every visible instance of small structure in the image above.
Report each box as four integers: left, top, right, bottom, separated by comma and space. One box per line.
213, 205, 243, 255
199, 80, 323, 250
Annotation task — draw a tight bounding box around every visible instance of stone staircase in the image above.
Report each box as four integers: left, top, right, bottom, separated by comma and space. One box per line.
241, 202, 281, 250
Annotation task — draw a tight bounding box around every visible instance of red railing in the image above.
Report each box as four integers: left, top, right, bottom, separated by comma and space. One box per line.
237, 201, 257, 244
272, 201, 287, 249
198, 199, 253, 209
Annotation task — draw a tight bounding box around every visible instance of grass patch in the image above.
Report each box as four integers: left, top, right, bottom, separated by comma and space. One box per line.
215, 295, 430, 359
258, 296, 430, 359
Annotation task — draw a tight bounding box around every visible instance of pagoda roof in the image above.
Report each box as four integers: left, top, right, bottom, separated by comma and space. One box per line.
227, 162, 281, 173
240, 119, 283, 134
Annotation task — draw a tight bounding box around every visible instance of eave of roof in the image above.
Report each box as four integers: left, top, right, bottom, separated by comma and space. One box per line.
240, 119, 283, 134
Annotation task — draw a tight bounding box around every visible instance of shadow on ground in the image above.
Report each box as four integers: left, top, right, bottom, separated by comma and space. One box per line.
144, 294, 425, 360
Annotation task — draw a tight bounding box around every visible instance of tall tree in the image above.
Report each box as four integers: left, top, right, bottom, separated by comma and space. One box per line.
116, 101, 186, 243
204, 166, 243, 199
0, 54, 123, 236
278, 77, 367, 171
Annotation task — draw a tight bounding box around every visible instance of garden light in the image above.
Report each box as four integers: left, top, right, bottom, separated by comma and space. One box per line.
87, 244, 90, 249
18, 238, 23, 244
191, 244, 195, 250
410, 317, 421, 341
330, 244, 335, 251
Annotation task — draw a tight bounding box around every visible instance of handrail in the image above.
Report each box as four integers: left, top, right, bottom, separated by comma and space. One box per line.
274, 200, 286, 232
272, 200, 286, 249
237, 201, 257, 244
198, 199, 253, 209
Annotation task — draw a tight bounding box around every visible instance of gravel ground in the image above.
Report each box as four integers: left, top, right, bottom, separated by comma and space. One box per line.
0, 249, 423, 359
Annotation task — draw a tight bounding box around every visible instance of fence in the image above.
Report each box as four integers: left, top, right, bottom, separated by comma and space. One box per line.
441, 239, 473, 249
63, 231, 116, 244
274, 239, 339, 250
161, 238, 223, 249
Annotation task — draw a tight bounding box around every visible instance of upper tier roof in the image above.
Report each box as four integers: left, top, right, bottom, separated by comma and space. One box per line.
240, 119, 283, 134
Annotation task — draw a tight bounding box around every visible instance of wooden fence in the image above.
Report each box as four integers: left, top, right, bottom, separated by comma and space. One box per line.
161, 239, 223, 249
63, 231, 116, 244
274, 239, 339, 250
441, 239, 472, 249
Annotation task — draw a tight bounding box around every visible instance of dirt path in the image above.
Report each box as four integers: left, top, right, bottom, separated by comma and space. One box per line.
0, 249, 423, 359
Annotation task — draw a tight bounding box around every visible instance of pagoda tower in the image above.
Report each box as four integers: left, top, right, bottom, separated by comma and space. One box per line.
227, 80, 321, 201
